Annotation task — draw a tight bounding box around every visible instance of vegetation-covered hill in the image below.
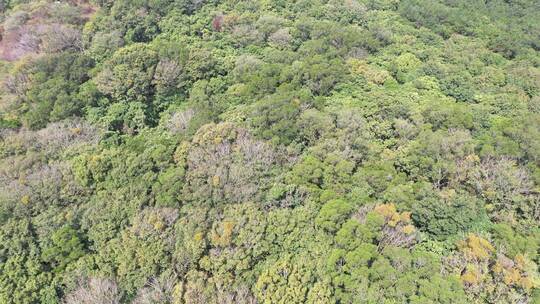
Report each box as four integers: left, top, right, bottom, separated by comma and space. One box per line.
0, 0, 539, 303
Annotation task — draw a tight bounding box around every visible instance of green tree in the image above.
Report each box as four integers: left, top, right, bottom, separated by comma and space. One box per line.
42, 226, 86, 273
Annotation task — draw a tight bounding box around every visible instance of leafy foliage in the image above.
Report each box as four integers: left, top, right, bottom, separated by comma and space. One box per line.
0, 0, 539, 303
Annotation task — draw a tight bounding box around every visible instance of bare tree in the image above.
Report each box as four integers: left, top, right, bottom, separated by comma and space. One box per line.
184, 123, 282, 204
40, 24, 83, 53
3, 10, 29, 32
212, 14, 224, 32
468, 156, 538, 220
64, 277, 121, 304
0, 119, 98, 206
216, 285, 258, 304
132, 273, 179, 304
4, 67, 31, 98
232, 54, 262, 81
0, 119, 98, 155
166, 109, 195, 134
354, 204, 418, 251
14, 29, 40, 55
268, 28, 292, 49
153, 58, 185, 94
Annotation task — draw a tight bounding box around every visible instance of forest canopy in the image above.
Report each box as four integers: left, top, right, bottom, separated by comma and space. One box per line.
0, 0, 539, 303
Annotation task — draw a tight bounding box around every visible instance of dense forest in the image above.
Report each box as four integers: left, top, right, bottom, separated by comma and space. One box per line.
0, 0, 539, 303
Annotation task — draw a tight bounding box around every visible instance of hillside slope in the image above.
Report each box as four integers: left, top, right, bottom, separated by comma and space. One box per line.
0, 0, 539, 303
